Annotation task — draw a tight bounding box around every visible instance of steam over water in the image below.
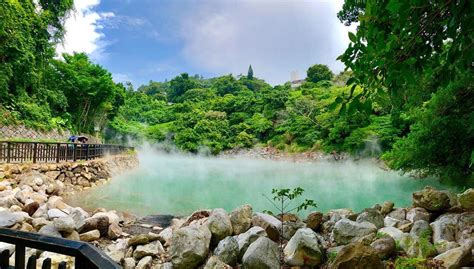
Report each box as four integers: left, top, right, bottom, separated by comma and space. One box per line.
68, 149, 462, 217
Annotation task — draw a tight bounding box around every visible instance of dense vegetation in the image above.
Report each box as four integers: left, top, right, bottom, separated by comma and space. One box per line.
0, 0, 125, 133
1, 0, 472, 181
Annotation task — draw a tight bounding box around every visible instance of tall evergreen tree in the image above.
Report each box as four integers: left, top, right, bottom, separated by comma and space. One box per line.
247, 65, 254, 80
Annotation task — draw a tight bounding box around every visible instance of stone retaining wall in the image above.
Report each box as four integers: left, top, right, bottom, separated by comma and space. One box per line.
0, 125, 101, 144
0, 154, 138, 195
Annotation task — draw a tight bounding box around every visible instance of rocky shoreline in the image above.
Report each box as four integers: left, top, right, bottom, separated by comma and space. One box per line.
0, 155, 473, 268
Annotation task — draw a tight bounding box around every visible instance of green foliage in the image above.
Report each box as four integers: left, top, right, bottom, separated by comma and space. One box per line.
338, 0, 473, 180
263, 187, 317, 216
306, 64, 334, 83
394, 257, 428, 269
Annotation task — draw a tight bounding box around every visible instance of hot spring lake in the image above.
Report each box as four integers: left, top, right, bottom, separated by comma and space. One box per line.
67, 151, 463, 217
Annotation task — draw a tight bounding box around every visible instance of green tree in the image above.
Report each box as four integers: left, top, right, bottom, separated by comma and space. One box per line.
247, 65, 254, 80
168, 73, 199, 102
338, 0, 473, 180
306, 64, 334, 83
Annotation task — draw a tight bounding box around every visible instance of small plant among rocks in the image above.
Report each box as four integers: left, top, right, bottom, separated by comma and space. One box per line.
263, 187, 317, 266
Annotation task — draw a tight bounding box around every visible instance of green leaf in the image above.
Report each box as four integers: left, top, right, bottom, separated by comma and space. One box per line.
348, 32, 357, 43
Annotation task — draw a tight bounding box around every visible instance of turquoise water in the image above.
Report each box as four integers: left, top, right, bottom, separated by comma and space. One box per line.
68, 150, 462, 217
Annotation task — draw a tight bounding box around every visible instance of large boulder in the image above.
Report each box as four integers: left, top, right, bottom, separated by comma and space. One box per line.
230, 204, 253, 235
170, 225, 212, 269
378, 227, 405, 242
251, 213, 282, 242
406, 207, 430, 223
330, 242, 383, 269
79, 229, 100, 242
283, 228, 324, 266
458, 188, 474, 210
370, 236, 396, 259
39, 224, 62, 238
207, 208, 233, 245
136, 256, 152, 269
236, 226, 267, 257
332, 219, 377, 245
413, 186, 450, 212
356, 208, 384, 229
242, 237, 279, 269
281, 220, 305, 240
433, 245, 471, 269
214, 236, 239, 266
430, 213, 459, 244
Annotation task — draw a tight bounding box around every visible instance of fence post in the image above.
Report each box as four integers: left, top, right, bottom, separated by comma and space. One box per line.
33, 143, 38, 164
6, 142, 11, 163
86, 145, 89, 161
15, 242, 25, 269
56, 144, 60, 163
73, 144, 77, 162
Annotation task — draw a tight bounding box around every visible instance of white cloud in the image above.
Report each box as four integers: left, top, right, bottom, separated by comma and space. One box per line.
178, 0, 355, 85
56, 0, 113, 60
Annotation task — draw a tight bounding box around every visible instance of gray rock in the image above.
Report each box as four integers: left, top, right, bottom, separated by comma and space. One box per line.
136, 256, 152, 269
0, 211, 25, 227
157, 227, 173, 246
207, 208, 233, 245
108, 222, 122, 240
458, 188, 474, 210
203, 256, 232, 269
330, 242, 384, 269
430, 213, 459, 244
236, 226, 266, 257
32, 217, 50, 229
456, 212, 474, 246
380, 201, 394, 215
399, 234, 436, 258
387, 208, 406, 221
434, 240, 460, 254
377, 227, 404, 242
370, 237, 396, 259
70, 207, 89, 229
328, 208, 354, 223
413, 186, 451, 212
122, 257, 136, 269
282, 220, 305, 240
434, 245, 471, 269
242, 237, 279, 269
251, 212, 282, 241
170, 225, 211, 269
214, 236, 239, 266
230, 205, 253, 235
357, 209, 384, 229
332, 219, 377, 245
39, 224, 62, 238
383, 216, 400, 227
53, 216, 75, 233
284, 228, 324, 266
47, 209, 68, 219
133, 240, 164, 260
406, 207, 430, 223
410, 220, 432, 238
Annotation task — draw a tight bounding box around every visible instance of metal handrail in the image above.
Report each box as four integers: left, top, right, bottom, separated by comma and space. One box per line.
0, 228, 120, 269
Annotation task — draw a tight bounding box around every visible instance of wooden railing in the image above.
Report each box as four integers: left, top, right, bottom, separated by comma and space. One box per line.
0, 228, 120, 269
0, 141, 133, 164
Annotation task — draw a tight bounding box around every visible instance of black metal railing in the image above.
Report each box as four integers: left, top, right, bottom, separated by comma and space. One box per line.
0, 228, 120, 269
0, 141, 133, 164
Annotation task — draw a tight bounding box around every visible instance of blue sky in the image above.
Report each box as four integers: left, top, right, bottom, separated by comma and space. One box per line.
57, 0, 354, 87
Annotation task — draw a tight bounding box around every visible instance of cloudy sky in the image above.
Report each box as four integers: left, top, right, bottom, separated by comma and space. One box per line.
57, 0, 354, 87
